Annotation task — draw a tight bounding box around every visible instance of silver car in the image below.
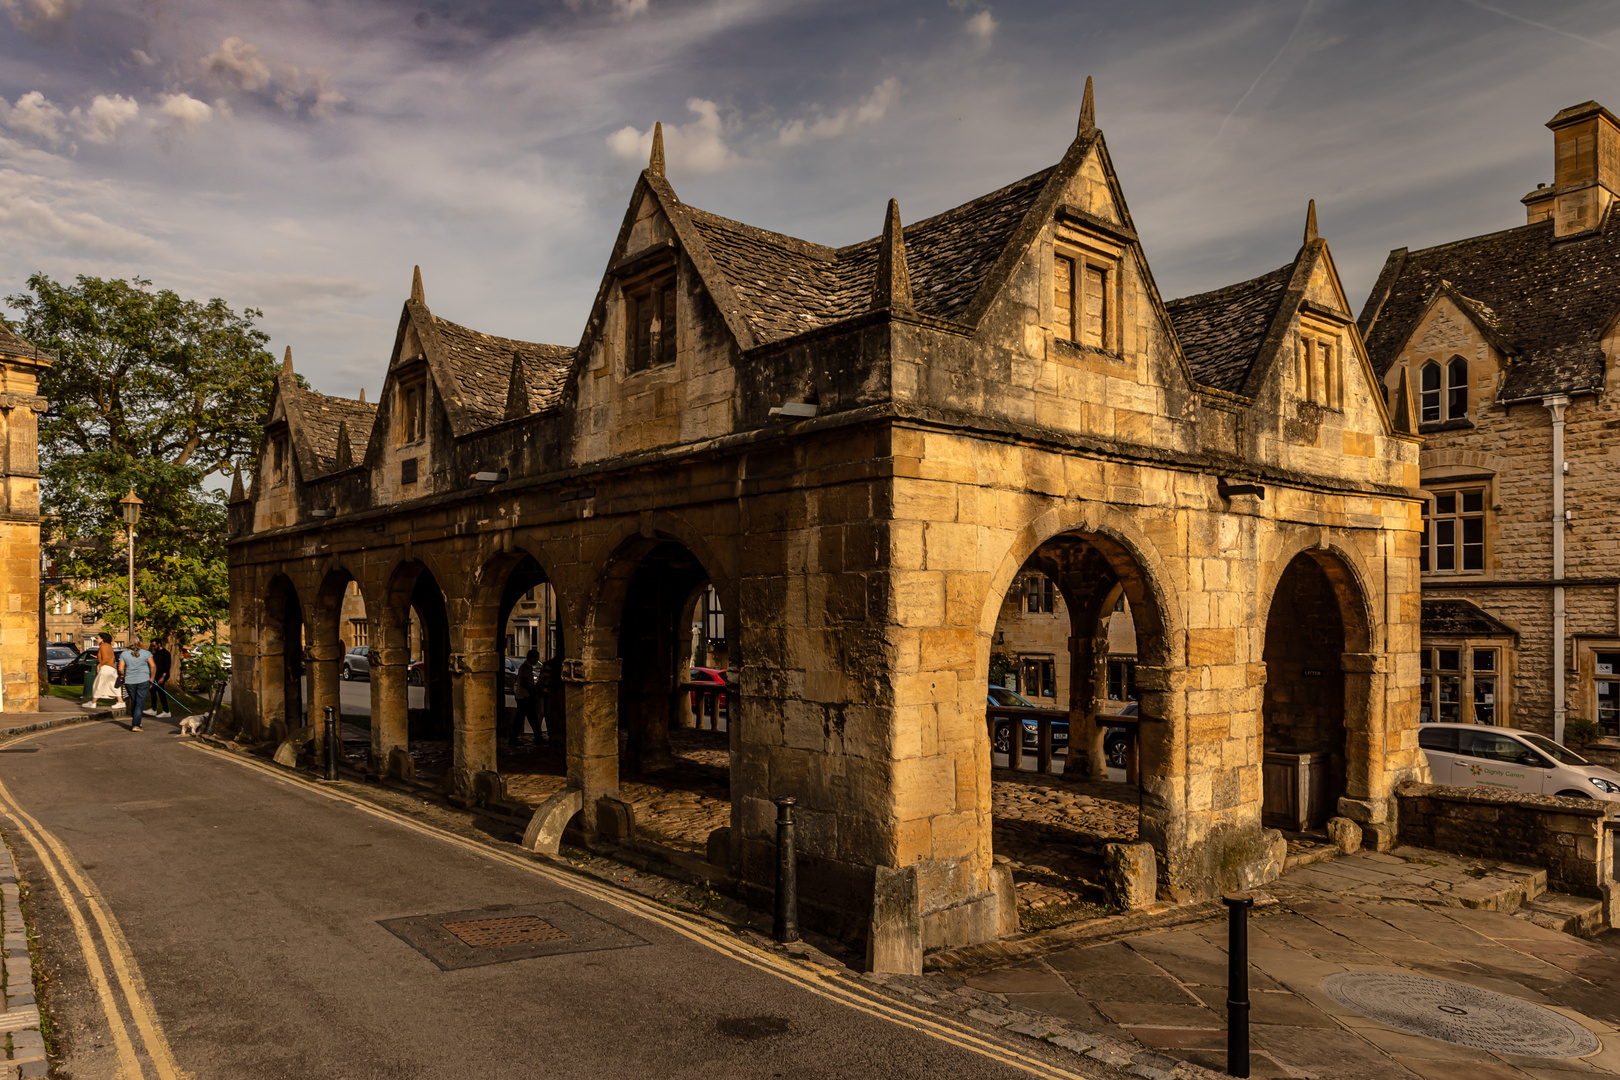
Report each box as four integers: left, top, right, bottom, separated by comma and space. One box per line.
341, 646, 370, 681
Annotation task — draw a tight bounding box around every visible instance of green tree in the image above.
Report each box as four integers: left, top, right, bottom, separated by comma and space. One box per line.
5, 273, 283, 645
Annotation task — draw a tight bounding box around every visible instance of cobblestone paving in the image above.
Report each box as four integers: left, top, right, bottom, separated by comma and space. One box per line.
990, 768, 1139, 924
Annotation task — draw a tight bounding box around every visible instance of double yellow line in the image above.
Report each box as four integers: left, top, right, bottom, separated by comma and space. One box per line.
183, 739, 1093, 1080
0, 719, 1088, 1080
0, 725, 185, 1080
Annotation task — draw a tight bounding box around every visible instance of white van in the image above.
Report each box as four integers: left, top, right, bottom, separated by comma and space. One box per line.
1417, 723, 1620, 802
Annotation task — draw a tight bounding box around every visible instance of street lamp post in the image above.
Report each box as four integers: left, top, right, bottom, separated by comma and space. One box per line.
119, 488, 142, 642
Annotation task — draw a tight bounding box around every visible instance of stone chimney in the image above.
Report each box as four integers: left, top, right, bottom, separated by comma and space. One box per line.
1523, 101, 1620, 236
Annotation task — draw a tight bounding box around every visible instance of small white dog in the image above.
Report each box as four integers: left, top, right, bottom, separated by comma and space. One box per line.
177, 715, 204, 736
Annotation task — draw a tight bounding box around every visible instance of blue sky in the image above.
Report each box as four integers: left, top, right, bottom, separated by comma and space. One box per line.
3, 0, 1620, 400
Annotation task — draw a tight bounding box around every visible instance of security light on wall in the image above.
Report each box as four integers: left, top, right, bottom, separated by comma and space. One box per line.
310, 508, 335, 518
768, 401, 819, 419
470, 469, 508, 483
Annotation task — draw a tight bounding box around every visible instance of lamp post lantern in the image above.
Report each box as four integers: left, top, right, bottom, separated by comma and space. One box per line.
119, 488, 142, 642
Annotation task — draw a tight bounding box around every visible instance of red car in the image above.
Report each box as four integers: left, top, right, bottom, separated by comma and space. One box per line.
689, 667, 728, 713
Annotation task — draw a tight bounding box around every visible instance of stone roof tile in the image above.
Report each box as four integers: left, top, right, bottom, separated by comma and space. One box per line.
289, 388, 376, 476
1164, 263, 1294, 394
1362, 209, 1620, 400
683, 166, 1057, 345
1421, 598, 1518, 638
429, 314, 574, 427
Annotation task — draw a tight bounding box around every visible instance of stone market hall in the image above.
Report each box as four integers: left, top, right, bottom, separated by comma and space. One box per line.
227, 84, 1426, 969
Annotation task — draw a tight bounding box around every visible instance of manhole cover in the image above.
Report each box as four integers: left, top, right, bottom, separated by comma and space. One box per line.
441, 915, 568, 948
1321, 972, 1600, 1057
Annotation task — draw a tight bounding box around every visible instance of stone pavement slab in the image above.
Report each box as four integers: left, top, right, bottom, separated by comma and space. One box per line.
912, 849, 1620, 1078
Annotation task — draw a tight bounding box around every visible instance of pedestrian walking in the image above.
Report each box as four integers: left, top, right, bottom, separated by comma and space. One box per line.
511, 649, 540, 746
149, 639, 175, 718
84, 632, 118, 708
119, 635, 155, 731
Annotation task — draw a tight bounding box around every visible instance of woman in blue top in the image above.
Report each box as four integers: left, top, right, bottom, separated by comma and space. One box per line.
119, 635, 154, 732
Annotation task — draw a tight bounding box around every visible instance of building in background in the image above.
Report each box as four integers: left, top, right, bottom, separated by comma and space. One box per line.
1365, 100, 1620, 752
0, 324, 49, 711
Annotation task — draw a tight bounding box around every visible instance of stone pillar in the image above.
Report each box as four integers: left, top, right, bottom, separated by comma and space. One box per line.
564, 655, 622, 822
1080, 631, 1109, 779
1339, 651, 1392, 848
307, 642, 342, 760
371, 646, 409, 777
452, 649, 499, 796
1133, 663, 1190, 899
259, 631, 287, 743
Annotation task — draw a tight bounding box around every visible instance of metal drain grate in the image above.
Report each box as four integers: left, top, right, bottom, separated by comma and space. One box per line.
1322, 971, 1601, 1058
441, 915, 568, 948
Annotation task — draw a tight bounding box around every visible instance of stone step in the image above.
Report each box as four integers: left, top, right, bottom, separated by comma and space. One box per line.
1516, 892, 1606, 937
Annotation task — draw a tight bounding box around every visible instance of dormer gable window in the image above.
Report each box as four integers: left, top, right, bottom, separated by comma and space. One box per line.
623, 264, 676, 373
270, 430, 289, 485
1054, 250, 1112, 351
397, 368, 427, 445
1296, 330, 1345, 408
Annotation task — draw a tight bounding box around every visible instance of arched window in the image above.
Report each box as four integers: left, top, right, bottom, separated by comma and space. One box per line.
1446, 356, 1468, 420
1420, 361, 1441, 423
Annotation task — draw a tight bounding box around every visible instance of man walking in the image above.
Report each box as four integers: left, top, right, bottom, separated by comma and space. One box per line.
149, 638, 174, 719
83, 631, 117, 708
119, 635, 154, 731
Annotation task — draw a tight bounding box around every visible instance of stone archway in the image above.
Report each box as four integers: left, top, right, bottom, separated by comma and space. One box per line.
1260, 549, 1374, 833
260, 574, 306, 743
374, 560, 453, 785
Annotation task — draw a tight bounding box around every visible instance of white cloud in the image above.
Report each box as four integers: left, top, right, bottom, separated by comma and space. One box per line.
204, 37, 272, 92
0, 169, 156, 256
73, 95, 139, 144
608, 98, 737, 175
131, 49, 156, 67
159, 93, 213, 132
0, 91, 66, 144
777, 77, 899, 147
611, 0, 649, 19
0, 0, 71, 33
965, 9, 997, 40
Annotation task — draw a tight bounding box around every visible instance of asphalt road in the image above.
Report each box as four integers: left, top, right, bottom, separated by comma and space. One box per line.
0, 718, 1099, 1080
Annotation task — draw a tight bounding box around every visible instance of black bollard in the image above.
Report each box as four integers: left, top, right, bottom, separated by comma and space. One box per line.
323, 705, 339, 782
773, 796, 799, 943
1224, 893, 1254, 1078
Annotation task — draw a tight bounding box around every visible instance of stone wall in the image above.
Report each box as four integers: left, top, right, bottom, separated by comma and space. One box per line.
1396, 781, 1617, 915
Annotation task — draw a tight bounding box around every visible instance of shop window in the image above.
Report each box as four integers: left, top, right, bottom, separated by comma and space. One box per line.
1421, 487, 1486, 573
1025, 575, 1056, 614
1107, 658, 1136, 702
1596, 652, 1620, 736
1420, 361, 1441, 423
1019, 655, 1057, 700
1054, 251, 1112, 350
1420, 646, 1502, 724
624, 265, 676, 372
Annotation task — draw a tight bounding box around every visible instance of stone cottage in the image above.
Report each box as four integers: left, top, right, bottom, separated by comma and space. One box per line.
1366, 100, 1620, 756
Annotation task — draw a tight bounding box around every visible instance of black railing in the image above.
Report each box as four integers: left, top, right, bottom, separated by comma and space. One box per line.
986, 705, 1067, 773
675, 682, 729, 731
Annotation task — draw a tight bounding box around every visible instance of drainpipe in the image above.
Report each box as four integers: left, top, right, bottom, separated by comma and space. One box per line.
1545, 394, 1570, 745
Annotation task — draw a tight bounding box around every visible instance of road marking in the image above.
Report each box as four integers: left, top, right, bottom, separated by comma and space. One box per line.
0, 724, 187, 1080
183, 741, 1095, 1080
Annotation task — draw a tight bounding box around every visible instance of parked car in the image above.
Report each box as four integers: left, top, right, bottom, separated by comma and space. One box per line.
504, 655, 524, 693
56, 648, 99, 686
1418, 723, 1620, 801
408, 659, 423, 686
45, 646, 79, 683
987, 688, 1138, 770
689, 667, 728, 712
987, 686, 1068, 754
341, 645, 371, 681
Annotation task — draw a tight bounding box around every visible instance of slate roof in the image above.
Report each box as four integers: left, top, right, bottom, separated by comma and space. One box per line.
1164, 263, 1294, 394
1421, 598, 1518, 638
682, 166, 1057, 345
428, 313, 575, 427
1360, 208, 1620, 401
0, 321, 53, 361
288, 387, 375, 475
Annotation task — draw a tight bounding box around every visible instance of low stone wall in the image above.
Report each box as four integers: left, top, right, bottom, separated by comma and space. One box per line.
1395, 781, 1617, 916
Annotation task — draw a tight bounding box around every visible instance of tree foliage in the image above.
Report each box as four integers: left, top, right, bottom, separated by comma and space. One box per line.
5, 273, 284, 644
